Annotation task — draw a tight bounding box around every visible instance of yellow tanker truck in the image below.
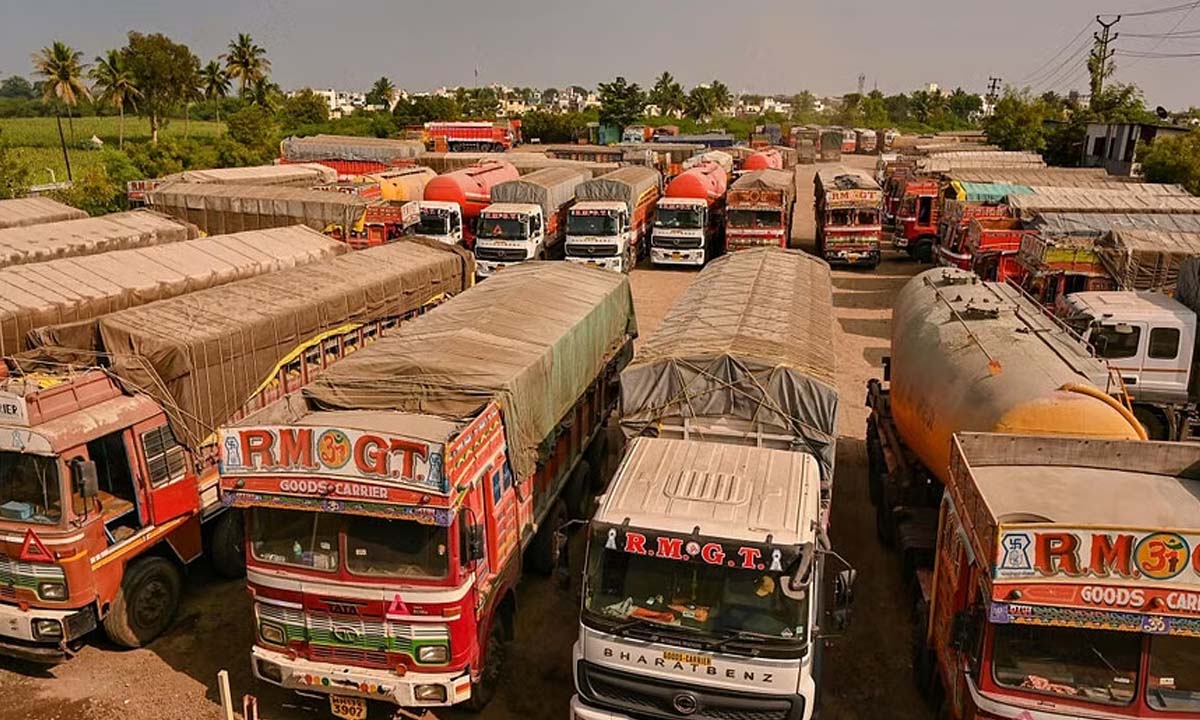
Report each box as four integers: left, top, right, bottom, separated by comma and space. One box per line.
866, 267, 1146, 571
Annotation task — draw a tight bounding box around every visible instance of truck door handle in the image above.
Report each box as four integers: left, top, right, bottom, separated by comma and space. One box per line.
1122, 376, 1137, 386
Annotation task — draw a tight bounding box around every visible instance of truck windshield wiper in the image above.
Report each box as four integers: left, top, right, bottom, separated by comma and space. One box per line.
708, 628, 796, 651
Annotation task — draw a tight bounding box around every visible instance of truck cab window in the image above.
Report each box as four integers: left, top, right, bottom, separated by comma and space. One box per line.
141, 425, 186, 487
918, 197, 933, 224
1092, 324, 1141, 360
1149, 327, 1180, 360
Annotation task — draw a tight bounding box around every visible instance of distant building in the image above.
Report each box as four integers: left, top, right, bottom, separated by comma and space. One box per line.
300, 88, 367, 119
1081, 121, 1189, 177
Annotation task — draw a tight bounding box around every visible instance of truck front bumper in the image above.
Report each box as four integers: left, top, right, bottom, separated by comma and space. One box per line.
650, 248, 705, 266
825, 248, 880, 266
251, 645, 472, 707
0, 602, 96, 663
566, 255, 625, 272
475, 259, 528, 278
571, 695, 634, 720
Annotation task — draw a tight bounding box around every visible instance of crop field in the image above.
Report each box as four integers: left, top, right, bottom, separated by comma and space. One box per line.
9, 146, 106, 185
0, 116, 224, 147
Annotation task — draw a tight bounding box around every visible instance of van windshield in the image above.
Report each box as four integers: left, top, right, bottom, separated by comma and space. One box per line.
0, 452, 62, 525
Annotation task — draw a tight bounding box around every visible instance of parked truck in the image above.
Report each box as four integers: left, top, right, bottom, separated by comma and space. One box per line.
0, 210, 196, 270
0, 197, 86, 230
913, 432, 1200, 720
725, 169, 796, 251
650, 161, 728, 267
565, 166, 662, 273
420, 160, 521, 247
793, 127, 820, 164
280, 134, 425, 177
424, 120, 521, 152
866, 268, 1146, 567
474, 167, 588, 277
814, 166, 883, 268
741, 147, 784, 173
127, 163, 338, 204
818, 129, 843, 162
219, 262, 636, 714
0, 239, 473, 661
574, 248, 849, 720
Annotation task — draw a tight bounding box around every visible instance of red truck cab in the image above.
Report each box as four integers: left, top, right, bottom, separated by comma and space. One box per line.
896, 178, 941, 261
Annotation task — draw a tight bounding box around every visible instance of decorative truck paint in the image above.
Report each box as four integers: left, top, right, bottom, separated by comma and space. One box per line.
814, 166, 883, 268
725, 169, 796, 252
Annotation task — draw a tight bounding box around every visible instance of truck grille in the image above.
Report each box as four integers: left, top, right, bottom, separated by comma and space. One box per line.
0, 556, 64, 592
568, 244, 621, 258
474, 246, 528, 262
309, 645, 391, 669
255, 603, 449, 662
653, 236, 703, 249
578, 662, 799, 720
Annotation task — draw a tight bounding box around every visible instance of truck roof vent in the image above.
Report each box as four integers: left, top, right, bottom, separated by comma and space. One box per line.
664, 471, 751, 505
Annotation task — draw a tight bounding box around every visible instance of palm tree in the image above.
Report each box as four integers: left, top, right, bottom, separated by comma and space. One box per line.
367, 76, 396, 108
222, 33, 271, 97
89, 49, 141, 148
650, 71, 685, 118
245, 77, 281, 111
685, 86, 716, 122
31, 41, 90, 181
710, 80, 732, 114
199, 60, 230, 129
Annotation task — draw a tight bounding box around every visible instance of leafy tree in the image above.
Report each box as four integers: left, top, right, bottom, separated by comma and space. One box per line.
245, 77, 282, 111
520, 110, 590, 143
709, 80, 732, 114
90, 49, 142, 148
685, 86, 716, 122
597, 76, 645, 130
0, 76, 35, 99
649, 71, 685, 118
983, 89, 1048, 151
454, 87, 499, 118
223, 33, 271, 97
791, 90, 817, 118
366, 77, 396, 107
1140, 129, 1200, 195
540, 87, 559, 106
48, 163, 124, 215
225, 104, 278, 163
884, 93, 911, 125
947, 88, 983, 123
199, 60, 230, 126
31, 41, 90, 179
0, 130, 33, 199
393, 95, 461, 125
280, 89, 329, 131
123, 32, 200, 144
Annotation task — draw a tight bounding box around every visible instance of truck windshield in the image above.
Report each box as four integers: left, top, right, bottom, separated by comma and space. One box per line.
583, 533, 807, 647
1146, 635, 1200, 711
568, 213, 618, 236
0, 452, 62, 526
991, 624, 1140, 706
655, 208, 703, 230
728, 210, 782, 229
249, 508, 449, 580
478, 217, 527, 241
417, 212, 450, 236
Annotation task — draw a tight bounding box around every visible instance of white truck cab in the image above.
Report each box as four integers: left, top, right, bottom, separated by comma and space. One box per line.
473, 202, 546, 278
416, 201, 463, 245
566, 201, 633, 272
572, 436, 846, 720
651, 197, 710, 266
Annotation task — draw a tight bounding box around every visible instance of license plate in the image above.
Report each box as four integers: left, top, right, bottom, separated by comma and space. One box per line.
847, 253, 861, 262
330, 695, 367, 720
671, 252, 683, 259
663, 650, 711, 666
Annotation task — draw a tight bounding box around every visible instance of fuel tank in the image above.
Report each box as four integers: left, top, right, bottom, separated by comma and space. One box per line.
890, 267, 1144, 483
664, 162, 728, 205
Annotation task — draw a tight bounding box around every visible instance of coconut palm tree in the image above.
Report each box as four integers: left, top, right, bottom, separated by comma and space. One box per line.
199, 60, 230, 130
223, 33, 271, 97
367, 76, 396, 108
31, 41, 90, 180
710, 80, 732, 114
245, 76, 281, 111
89, 49, 141, 148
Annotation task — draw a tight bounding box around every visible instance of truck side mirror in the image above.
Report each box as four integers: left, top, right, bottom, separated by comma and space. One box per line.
834, 569, 857, 609
467, 524, 486, 563
950, 610, 976, 651
70, 457, 99, 499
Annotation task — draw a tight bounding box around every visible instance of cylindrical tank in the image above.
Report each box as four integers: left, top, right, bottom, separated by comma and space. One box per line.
665, 162, 728, 204
366, 166, 436, 202
422, 160, 520, 218
742, 148, 783, 171
890, 267, 1144, 483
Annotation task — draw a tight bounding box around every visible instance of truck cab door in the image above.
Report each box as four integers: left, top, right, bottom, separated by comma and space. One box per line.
1141, 321, 1191, 401
451, 210, 463, 244
133, 420, 201, 527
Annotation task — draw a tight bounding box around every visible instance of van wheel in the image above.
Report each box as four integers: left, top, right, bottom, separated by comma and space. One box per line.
209, 510, 245, 579
103, 556, 182, 648
527, 499, 568, 575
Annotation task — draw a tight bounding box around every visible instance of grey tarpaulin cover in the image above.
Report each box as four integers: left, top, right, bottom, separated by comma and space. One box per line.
1008, 190, 1200, 217
0, 210, 197, 269
34, 238, 473, 450
0, 197, 87, 229
280, 134, 424, 163
490, 167, 589, 217
1026, 212, 1200, 237
143, 182, 369, 236
575, 167, 661, 212
5, 226, 344, 355
730, 169, 797, 202
302, 262, 638, 481
619, 247, 839, 484
159, 163, 337, 186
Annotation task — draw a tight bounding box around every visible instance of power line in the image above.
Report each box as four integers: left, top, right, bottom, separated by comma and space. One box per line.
1015, 22, 1094, 83
1116, 48, 1200, 55
1030, 43, 1093, 91
1027, 37, 1094, 89
1092, 15, 1122, 97
1121, 27, 1200, 36
1121, 2, 1199, 68
1104, 0, 1200, 18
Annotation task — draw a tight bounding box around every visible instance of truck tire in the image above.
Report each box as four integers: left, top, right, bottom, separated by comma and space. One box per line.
527, 499, 568, 576
913, 240, 934, 264
209, 510, 246, 579
564, 460, 592, 520
1133, 405, 1169, 441
464, 616, 510, 712
912, 598, 937, 702
103, 556, 183, 648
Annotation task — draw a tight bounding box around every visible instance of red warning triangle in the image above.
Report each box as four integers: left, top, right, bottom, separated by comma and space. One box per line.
19, 528, 52, 563
386, 593, 410, 617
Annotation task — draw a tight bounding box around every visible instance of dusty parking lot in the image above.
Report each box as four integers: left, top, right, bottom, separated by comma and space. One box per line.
0, 154, 930, 720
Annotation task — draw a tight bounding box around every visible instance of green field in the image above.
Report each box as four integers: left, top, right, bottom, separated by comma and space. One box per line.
11, 146, 106, 185
0, 116, 224, 147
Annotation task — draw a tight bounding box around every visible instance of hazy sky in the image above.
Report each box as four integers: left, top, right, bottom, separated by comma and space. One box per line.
1, 0, 1197, 108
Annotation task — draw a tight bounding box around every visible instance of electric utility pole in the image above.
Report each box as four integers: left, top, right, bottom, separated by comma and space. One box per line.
1091, 14, 1120, 102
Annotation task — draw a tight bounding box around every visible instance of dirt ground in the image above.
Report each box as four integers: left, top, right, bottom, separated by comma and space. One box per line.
0, 154, 930, 720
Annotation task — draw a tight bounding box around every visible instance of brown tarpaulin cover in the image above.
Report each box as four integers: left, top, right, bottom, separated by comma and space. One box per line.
5, 226, 344, 355
730, 169, 797, 202
302, 262, 638, 480
619, 247, 839, 484
144, 182, 370, 236
1009, 189, 1200, 217
161, 163, 338, 186
0, 197, 87, 229
1097, 229, 1200, 293
0, 210, 197, 269
280, 135, 425, 163
37, 238, 473, 450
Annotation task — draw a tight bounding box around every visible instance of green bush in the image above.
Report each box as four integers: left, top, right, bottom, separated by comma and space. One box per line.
1141, 130, 1200, 195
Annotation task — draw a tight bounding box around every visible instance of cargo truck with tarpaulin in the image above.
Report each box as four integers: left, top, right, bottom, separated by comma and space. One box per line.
575, 248, 849, 720
650, 161, 728, 267
420, 160, 520, 247
280, 134, 425, 177
0, 197, 86, 229
818, 129, 842, 162
142, 183, 419, 248
0, 239, 473, 660
725, 169, 796, 251
0, 210, 196, 270
219, 262, 637, 713
474, 167, 587, 277
792, 126, 820, 164
913, 433, 1200, 720
566, 167, 661, 273
815, 166, 882, 268
126, 163, 338, 203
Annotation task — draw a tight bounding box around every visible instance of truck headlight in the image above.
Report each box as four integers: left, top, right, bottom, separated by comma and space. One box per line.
259, 622, 286, 646
33, 619, 63, 640
414, 684, 447, 703
255, 657, 284, 684
416, 644, 449, 664
37, 581, 67, 601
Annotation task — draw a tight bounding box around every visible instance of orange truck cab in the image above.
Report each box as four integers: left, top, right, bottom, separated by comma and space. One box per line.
915, 433, 1200, 720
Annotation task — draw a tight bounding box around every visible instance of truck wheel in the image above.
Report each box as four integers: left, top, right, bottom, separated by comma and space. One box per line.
911, 598, 937, 701
527, 499, 568, 575
1133, 406, 1169, 441
103, 556, 182, 648
209, 510, 246, 579
564, 460, 592, 520
465, 617, 509, 712
913, 243, 933, 264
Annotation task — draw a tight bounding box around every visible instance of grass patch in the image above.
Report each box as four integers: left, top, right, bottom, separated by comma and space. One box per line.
0, 116, 224, 148
11, 146, 107, 185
